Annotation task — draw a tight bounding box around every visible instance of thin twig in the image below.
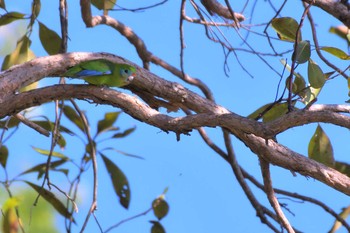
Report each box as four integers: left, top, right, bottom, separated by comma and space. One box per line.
70, 99, 99, 233
103, 207, 153, 233
14, 113, 50, 137
242, 168, 350, 232
287, 2, 313, 110
224, 130, 281, 233
259, 158, 295, 233
304, 2, 349, 79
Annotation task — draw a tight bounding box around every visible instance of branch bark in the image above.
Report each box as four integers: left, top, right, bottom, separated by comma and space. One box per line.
1, 52, 350, 196
303, 0, 350, 27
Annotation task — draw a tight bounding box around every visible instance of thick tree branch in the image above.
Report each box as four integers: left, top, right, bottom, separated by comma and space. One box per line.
1, 53, 349, 197
303, 0, 350, 28
239, 133, 350, 195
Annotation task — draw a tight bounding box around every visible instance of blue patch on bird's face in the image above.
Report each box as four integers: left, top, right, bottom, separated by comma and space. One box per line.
120, 69, 133, 77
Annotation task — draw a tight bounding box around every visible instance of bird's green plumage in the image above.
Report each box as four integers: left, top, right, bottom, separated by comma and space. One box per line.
64, 59, 136, 87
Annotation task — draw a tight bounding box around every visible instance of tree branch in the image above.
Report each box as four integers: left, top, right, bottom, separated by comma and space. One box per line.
302, 0, 350, 28
260, 158, 295, 233
1, 52, 349, 197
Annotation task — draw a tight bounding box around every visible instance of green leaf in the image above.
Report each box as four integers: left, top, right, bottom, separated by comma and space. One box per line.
294, 40, 310, 64
62, 105, 85, 132
329, 26, 350, 46
308, 60, 325, 89
31, 120, 75, 135
334, 161, 350, 177
0, 145, 9, 168
100, 153, 130, 209
285, 75, 307, 97
102, 147, 144, 160
19, 159, 68, 179
263, 102, 292, 122
2, 197, 19, 233
281, 59, 307, 97
303, 86, 321, 105
152, 197, 169, 220
25, 181, 74, 222
32, 146, 69, 160
247, 103, 271, 120
271, 17, 301, 42
112, 126, 136, 138
1, 36, 35, 70
38, 21, 62, 55
247, 102, 294, 122
308, 124, 334, 167
321, 46, 350, 60
97, 112, 121, 134
329, 205, 350, 233
0, 116, 20, 128
150, 221, 166, 233
91, 0, 117, 11
0, 12, 25, 27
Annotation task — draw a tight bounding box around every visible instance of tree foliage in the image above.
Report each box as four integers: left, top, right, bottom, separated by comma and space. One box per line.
0, 0, 350, 232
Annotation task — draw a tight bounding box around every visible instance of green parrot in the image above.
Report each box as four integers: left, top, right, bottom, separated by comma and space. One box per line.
63, 59, 137, 87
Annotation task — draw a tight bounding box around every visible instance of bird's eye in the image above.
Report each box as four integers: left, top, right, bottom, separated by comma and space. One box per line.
124, 69, 129, 74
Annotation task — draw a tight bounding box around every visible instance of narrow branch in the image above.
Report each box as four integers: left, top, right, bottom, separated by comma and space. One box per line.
70, 100, 99, 233
242, 168, 350, 231
200, 0, 245, 22
239, 133, 350, 195
259, 158, 295, 233
305, 2, 349, 79
14, 113, 50, 137
104, 207, 153, 233
224, 131, 281, 232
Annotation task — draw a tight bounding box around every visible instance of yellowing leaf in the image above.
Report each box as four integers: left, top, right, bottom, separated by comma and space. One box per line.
303, 86, 321, 105
308, 124, 334, 167
262, 102, 291, 122
308, 60, 325, 89
329, 205, 350, 233
39, 22, 62, 55
91, 0, 116, 11
32, 146, 69, 159
321, 46, 350, 60
271, 17, 301, 42
2, 197, 20, 233
1, 36, 35, 71
329, 26, 350, 46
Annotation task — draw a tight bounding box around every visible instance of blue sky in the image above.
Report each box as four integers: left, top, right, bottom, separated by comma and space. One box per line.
1, 0, 350, 232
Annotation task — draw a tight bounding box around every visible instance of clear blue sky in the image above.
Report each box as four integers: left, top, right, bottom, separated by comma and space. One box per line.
1, 1, 350, 233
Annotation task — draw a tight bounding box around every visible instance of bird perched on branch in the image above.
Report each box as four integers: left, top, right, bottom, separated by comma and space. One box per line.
63, 59, 137, 87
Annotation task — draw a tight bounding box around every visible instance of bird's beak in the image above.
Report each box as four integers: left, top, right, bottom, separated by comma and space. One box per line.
127, 72, 136, 83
